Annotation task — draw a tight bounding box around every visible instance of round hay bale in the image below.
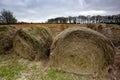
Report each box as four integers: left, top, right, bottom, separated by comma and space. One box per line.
0, 26, 17, 54
50, 27, 115, 78
98, 24, 120, 49
13, 26, 53, 60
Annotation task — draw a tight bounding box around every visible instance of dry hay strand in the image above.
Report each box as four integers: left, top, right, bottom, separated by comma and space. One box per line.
13, 26, 53, 61
50, 27, 115, 79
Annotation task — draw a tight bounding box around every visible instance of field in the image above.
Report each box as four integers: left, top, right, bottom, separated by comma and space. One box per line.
0, 23, 120, 80
12, 23, 87, 36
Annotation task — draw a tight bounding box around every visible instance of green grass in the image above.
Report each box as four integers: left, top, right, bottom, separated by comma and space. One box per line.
40, 75, 45, 80
39, 69, 66, 80
0, 55, 25, 80
47, 69, 57, 79
31, 64, 37, 70
0, 65, 24, 80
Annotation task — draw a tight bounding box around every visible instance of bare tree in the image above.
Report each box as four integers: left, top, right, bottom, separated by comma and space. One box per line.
0, 9, 17, 24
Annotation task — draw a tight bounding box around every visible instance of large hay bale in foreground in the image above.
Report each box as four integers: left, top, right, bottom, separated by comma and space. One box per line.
0, 26, 17, 54
50, 27, 115, 79
13, 26, 53, 60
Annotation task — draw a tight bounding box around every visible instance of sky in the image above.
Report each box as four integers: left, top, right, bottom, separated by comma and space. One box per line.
0, 0, 120, 22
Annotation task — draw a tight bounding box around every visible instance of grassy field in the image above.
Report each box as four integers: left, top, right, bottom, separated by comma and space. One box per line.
12, 23, 87, 36
10, 23, 108, 37
0, 53, 81, 80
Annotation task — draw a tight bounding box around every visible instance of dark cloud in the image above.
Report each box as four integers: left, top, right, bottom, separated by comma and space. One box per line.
0, 0, 120, 22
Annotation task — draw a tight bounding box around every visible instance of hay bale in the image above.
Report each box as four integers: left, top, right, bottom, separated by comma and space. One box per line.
13, 26, 53, 60
87, 24, 120, 49
50, 27, 115, 78
0, 26, 17, 54
97, 24, 120, 49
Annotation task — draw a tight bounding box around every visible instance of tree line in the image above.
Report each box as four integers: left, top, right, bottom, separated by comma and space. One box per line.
0, 9, 120, 24
0, 9, 17, 24
47, 15, 120, 24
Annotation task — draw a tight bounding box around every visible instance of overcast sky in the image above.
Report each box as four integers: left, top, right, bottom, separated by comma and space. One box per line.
0, 0, 120, 22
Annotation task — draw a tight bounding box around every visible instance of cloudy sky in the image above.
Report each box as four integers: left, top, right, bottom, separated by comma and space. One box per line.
0, 0, 120, 22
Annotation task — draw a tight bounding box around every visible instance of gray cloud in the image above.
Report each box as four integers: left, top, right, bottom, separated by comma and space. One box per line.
85, 0, 120, 11
0, 0, 120, 22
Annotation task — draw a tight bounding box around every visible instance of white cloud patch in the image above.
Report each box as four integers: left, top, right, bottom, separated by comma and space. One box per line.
79, 10, 107, 16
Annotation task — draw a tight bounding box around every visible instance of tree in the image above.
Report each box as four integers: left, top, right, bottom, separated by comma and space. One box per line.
0, 9, 17, 24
